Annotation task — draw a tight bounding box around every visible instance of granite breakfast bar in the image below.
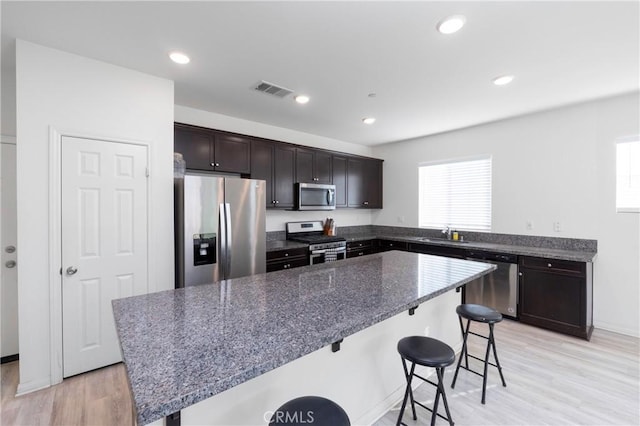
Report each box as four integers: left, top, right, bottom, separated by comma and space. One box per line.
112, 251, 496, 425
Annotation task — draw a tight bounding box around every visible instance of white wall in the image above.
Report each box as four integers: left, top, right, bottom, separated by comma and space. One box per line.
372, 93, 640, 337
15, 40, 174, 393
175, 105, 376, 231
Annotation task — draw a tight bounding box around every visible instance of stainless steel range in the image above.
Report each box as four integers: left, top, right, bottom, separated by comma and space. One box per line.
286, 221, 347, 265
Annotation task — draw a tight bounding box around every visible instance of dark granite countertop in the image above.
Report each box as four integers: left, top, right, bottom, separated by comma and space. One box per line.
266, 239, 308, 251
371, 235, 597, 262
112, 251, 495, 425
326, 234, 594, 262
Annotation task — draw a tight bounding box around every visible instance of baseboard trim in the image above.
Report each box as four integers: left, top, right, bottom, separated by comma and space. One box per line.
16, 377, 52, 397
1, 354, 19, 364
593, 322, 640, 338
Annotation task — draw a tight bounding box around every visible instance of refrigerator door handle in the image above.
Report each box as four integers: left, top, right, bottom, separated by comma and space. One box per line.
224, 202, 232, 279
219, 203, 227, 279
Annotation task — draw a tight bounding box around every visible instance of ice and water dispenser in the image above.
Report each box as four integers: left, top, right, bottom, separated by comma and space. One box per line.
193, 233, 216, 266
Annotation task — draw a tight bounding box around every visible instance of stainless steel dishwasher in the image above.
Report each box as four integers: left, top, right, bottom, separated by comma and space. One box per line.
463, 251, 518, 319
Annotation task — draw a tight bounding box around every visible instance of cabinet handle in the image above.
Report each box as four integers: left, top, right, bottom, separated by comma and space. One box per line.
519, 272, 523, 277
284, 253, 289, 257
363, 201, 369, 205
216, 163, 220, 167
547, 263, 552, 268
210, 162, 215, 167
272, 200, 277, 204
275, 200, 279, 204
358, 252, 364, 256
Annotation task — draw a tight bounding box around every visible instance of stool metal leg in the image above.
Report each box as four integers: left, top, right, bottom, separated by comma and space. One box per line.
451, 318, 470, 389
397, 359, 417, 426
436, 367, 454, 426
481, 325, 492, 404
431, 372, 441, 426
489, 323, 507, 388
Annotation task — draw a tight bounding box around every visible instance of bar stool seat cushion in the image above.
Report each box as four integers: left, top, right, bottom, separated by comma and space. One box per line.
271, 396, 350, 426
456, 303, 503, 323
397, 336, 455, 368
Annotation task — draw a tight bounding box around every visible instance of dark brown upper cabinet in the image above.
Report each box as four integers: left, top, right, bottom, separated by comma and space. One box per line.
174, 123, 250, 174
176, 122, 383, 210
295, 148, 332, 184
250, 139, 296, 209
347, 157, 383, 208
174, 124, 213, 171
213, 132, 251, 174
332, 155, 348, 208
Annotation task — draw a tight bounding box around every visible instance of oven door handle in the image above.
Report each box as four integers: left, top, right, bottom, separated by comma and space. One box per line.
311, 249, 327, 255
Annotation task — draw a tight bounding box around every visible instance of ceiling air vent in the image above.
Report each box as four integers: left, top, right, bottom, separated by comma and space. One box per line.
253, 80, 293, 98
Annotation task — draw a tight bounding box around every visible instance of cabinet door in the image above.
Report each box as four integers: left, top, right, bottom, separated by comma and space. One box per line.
347, 158, 365, 207
520, 268, 585, 335
364, 159, 383, 208
314, 151, 333, 184
273, 144, 296, 208
214, 133, 251, 174
174, 125, 213, 171
332, 156, 348, 208
251, 140, 275, 207
295, 148, 314, 183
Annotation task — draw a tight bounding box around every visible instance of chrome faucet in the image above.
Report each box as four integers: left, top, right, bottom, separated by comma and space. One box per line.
442, 226, 452, 240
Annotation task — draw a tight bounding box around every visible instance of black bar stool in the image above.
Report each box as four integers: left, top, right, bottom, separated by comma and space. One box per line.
396, 336, 455, 426
451, 303, 506, 404
270, 396, 350, 425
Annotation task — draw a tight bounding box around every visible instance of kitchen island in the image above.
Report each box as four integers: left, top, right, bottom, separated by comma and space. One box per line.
112, 251, 495, 425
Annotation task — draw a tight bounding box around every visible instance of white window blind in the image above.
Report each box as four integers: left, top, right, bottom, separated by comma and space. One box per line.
616, 137, 640, 213
419, 156, 492, 231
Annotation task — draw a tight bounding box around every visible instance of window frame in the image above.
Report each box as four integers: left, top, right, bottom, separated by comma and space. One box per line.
418, 154, 492, 232
616, 136, 640, 214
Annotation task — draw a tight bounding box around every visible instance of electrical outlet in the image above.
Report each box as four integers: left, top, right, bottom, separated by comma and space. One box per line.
554, 221, 561, 232
526, 220, 533, 230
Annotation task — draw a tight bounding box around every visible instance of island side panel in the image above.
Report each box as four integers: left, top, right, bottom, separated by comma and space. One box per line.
170, 289, 461, 425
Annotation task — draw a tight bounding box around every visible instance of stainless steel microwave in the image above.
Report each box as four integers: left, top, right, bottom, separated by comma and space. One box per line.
295, 183, 336, 210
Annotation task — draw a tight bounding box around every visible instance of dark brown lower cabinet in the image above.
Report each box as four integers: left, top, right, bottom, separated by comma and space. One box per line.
519, 256, 593, 340
378, 240, 408, 252
266, 247, 309, 272
346, 240, 377, 258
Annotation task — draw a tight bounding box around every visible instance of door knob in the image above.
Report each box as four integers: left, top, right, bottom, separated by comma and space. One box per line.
5, 245, 16, 253
66, 266, 78, 276
5, 260, 16, 268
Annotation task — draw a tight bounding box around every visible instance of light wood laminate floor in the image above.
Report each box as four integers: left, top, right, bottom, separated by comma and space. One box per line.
1, 320, 638, 426
376, 320, 639, 426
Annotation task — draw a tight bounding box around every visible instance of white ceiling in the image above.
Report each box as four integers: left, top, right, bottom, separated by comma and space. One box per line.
2, 1, 638, 146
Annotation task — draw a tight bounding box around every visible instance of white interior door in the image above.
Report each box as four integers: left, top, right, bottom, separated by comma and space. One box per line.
61, 136, 148, 377
1, 142, 19, 359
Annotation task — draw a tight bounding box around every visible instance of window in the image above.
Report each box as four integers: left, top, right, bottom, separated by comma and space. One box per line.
419, 156, 492, 231
616, 137, 640, 213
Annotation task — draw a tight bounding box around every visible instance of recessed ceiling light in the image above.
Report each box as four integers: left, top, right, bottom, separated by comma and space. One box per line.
493, 75, 514, 86
169, 51, 190, 65
437, 15, 466, 34
294, 95, 310, 104
362, 117, 376, 125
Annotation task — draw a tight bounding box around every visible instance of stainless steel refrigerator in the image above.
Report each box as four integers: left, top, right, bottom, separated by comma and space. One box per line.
174, 174, 266, 287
